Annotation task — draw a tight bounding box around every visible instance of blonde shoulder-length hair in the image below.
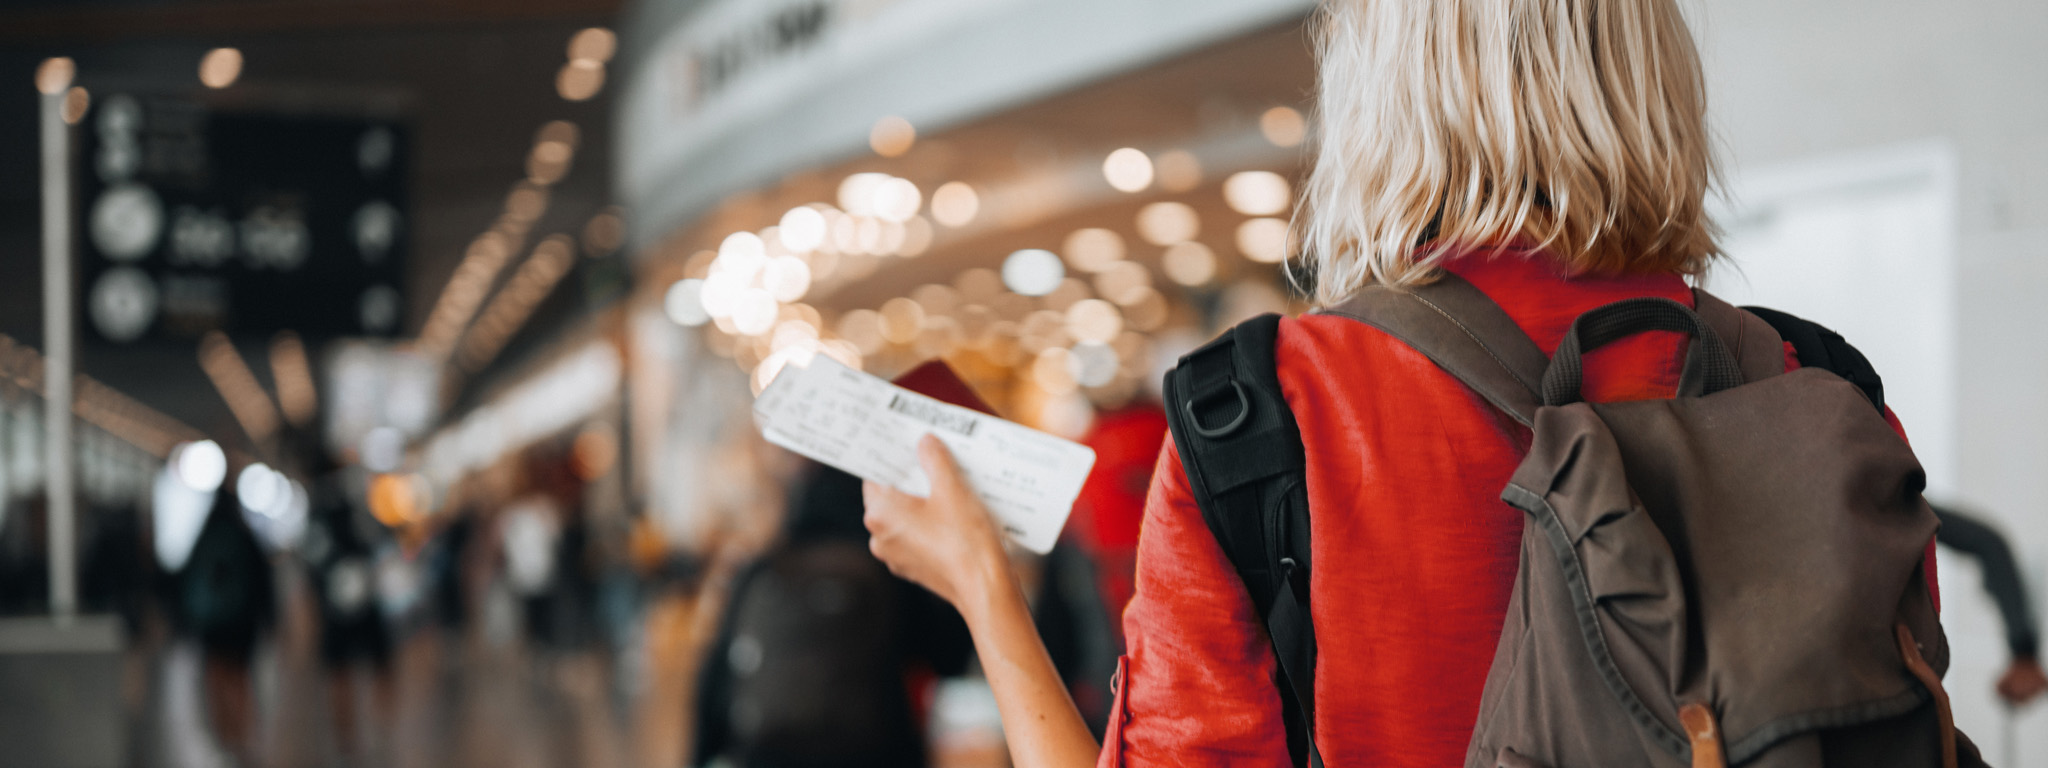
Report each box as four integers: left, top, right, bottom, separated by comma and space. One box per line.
1297, 0, 1719, 304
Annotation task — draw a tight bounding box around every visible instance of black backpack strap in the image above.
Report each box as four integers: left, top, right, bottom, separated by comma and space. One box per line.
1740, 306, 1886, 414
1161, 275, 1551, 768
1162, 314, 1320, 768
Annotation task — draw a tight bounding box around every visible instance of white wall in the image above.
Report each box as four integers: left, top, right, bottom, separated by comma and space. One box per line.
1695, 1, 2048, 761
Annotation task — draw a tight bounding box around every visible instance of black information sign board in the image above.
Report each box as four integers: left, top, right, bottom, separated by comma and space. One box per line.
77, 94, 409, 344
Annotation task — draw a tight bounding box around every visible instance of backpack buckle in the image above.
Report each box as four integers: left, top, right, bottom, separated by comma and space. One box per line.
1186, 378, 1252, 438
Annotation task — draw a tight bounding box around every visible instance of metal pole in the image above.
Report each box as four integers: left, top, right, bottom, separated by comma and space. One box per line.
41, 86, 77, 621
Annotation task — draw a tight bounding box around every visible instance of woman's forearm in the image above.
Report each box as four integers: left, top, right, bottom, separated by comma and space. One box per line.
958, 556, 1101, 768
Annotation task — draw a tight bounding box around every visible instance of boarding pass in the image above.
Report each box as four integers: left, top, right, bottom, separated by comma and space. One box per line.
752, 356, 1096, 554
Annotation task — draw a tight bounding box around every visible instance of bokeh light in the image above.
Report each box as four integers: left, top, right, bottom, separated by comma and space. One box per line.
173, 440, 228, 493
1064, 298, 1124, 344
870, 115, 917, 157
1002, 249, 1065, 296
1155, 149, 1203, 193
838, 173, 890, 216
1102, 148, 1154, 193
879, 297, 926, 344
1260, 106, 1307, 147
1093, 261, 1152, 306
899, 216, 934, 256
836, 309, 886, 355
930, 182, 980, 227
1033, 348, 1079, 394
731, 290, 778, 336
762, 255, 812, 302
1136, 201, 1200, 245
558, 59, 606, 101
778, 207, 827, 253
568, 27, 617, 63
1224, 170, 1292, 216
1122, 287, 1170, 332
35, 57, 75, 96
1061, 228, 1126, 273
871, 177, 922, 223
1067, 342, 1120, 387
199, 48, 243, 89
1237, 217, 1292, 263
60, 86, 89, 125
1162, 241, 1218, 286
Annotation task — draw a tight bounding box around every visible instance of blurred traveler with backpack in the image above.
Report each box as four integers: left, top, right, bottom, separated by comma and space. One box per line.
695, 465, 973, 768
303, 466, 396, 765
861, 1, 1990, 766
1931, 504, 2046, 707
177, 487, 277, 765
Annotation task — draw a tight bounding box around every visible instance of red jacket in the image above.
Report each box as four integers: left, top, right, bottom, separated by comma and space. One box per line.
1099, 251, 1937, 766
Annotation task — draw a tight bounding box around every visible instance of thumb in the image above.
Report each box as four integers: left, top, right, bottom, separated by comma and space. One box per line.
917, 434, 971, 498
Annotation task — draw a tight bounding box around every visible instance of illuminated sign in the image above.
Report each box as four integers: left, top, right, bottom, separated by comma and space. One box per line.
77, 93, 409, 344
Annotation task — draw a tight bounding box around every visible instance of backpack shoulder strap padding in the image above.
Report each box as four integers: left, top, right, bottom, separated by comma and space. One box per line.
1316, 273, 1549, 427
1162, 313, 1320, 768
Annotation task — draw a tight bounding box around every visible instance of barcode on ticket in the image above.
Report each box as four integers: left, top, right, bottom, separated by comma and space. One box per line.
887, 394, 979, 436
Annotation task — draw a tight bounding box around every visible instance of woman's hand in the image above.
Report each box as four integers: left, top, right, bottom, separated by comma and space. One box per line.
862, 435, 1012, 614
865, 434, 1101, 768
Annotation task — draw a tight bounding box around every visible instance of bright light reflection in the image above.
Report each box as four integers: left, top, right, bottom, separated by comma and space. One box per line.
930, 182, 979, 227
1062, 228, 1125, 273
1103, 148, 1153, 193
1224, 171, 1292, 216
1003, 249, 1065, 297
1237, 217, 1292, 264
199, 48, 243, 89
173, 439, 227, 493
1163, 241, 1218, 286
872, 177, 922, 223
1261, 106, 1307, 147
779, 207, 827, 253
1136, 202, 1200, 246
838, 173, 891, 216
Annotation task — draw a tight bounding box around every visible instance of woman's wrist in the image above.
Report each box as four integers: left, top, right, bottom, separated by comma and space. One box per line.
955, 547, 1021, 629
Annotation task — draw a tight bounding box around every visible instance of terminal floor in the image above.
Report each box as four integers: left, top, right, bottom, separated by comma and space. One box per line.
125, 567, 711, 768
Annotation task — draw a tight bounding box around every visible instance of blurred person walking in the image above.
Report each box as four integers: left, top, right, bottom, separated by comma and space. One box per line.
1931, 505, 2046, 708
694, 465, 973, 768
175, 488, 277, 766
861, 1, 1982, 766
303, 468, 396, 766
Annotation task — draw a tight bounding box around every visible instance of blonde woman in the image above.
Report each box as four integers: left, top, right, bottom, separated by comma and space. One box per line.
864, 1, 1937, 766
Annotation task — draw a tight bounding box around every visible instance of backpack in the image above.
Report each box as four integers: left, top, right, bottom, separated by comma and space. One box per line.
1162, 273, 1984, 768
705, 539, 914, 767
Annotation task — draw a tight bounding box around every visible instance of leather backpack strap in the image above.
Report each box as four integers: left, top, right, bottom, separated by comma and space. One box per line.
1316, 272, 1548, 427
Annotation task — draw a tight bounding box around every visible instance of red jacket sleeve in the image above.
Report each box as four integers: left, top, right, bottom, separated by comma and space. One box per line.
1098, 442, 1291, 767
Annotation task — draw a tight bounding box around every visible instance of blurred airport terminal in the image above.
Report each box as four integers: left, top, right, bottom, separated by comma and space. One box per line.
0, 0, 2044, 766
